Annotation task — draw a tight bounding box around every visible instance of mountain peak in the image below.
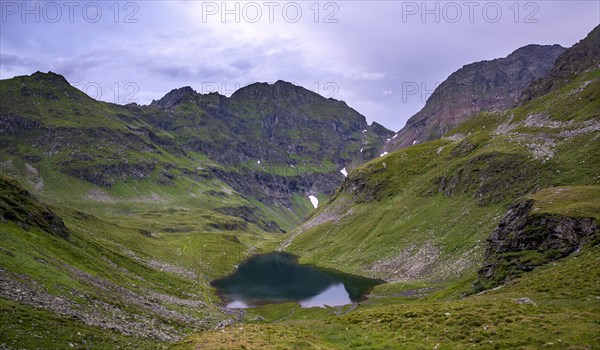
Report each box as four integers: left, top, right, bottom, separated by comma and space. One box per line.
30, 70, 69, 82
229, 80, 318, 102
274, 79, 293, 86
508, 44, 565, 59
386, 43, 566, 151
151, 86, 197, 109
26, 71, 71, 88
6, 71, 86, 102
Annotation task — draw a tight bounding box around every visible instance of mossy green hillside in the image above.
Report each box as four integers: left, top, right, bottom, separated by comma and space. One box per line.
0, 176, 282, 348
285, 69, 599, 283
1, 72, 393, 236
527, 186, 600, 220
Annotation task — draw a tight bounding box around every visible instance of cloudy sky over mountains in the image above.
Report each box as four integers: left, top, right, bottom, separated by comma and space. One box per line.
1, 1, 598, 130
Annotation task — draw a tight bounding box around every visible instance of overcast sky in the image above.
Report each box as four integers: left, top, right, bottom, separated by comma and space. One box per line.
1, 1, 598, 131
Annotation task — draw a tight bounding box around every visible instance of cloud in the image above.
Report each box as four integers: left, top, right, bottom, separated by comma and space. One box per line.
0, 54, 28, 68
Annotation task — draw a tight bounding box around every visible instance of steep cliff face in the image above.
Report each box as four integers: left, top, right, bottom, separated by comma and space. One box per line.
386, 44, 565, 151
476, 191, 598, 291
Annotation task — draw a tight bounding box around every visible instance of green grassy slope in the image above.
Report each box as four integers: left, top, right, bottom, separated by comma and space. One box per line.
0, 71, 391, 348
0, 71, 278, 234
0, 173, 289, 348
1, 72, 392, 236
172, 69, 599, 350
1, 71, 385, 347
284, 69, 599, 284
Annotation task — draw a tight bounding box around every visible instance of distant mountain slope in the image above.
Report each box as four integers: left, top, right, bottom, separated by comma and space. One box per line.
146, 80, 389, 165
521, 24, 600, 101
0, 73, 393, 232
385, 44, 565, 151
285, 41, 599, 284
140, 80, 393, 209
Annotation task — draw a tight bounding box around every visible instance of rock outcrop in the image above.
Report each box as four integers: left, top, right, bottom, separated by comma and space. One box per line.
0, 175, 70, 239
475, 199, 597, 291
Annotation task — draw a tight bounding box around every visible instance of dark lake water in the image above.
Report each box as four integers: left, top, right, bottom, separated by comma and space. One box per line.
211, 252, 382, 308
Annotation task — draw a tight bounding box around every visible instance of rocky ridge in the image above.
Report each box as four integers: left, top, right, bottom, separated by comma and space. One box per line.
386, 44, 566, 151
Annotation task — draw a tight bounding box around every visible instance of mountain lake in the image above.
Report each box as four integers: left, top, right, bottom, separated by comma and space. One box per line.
211, 252, 383, 308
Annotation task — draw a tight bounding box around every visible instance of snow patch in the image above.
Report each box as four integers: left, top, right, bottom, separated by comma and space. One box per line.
380, 152, 388, 157
412, 140, 417, 145
392, 133, 398, 139
362, 129, 367, 133
360, 147, 363, 153
340, 167, 348, 177
257, 160, 261, 165
308, 195, 319, 209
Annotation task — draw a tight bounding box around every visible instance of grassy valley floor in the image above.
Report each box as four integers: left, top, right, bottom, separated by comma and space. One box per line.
171, 243, 600, 350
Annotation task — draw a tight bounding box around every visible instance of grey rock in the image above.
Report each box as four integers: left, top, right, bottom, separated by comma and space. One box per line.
475, 198, 597, 291
387, 44, 566, 151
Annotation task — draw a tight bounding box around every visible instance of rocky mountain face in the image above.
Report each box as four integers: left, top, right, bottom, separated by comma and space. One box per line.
142, 80, 393, 204
476, 197, 597, 291
385, 44, 566, 151
521, 24, 600, 102
0, 175, 70, 239
0, 73, 393, 232
146, 80, 392, 166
